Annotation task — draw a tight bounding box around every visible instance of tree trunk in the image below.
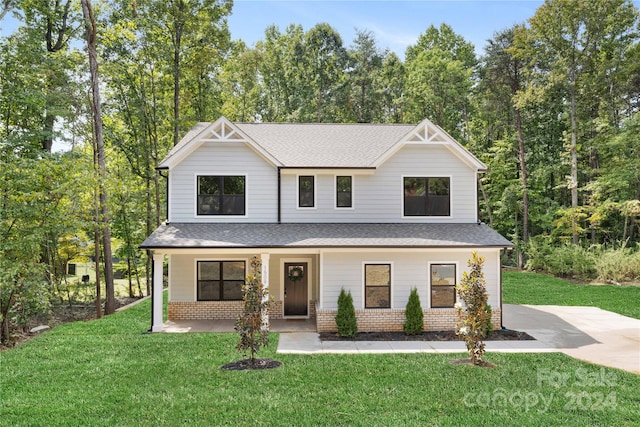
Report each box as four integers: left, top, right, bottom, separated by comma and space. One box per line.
515, 106, 528, 244
570, 83, 579, 244
93, 224, 102, 319
478, 178, 493, 227
82, 0, 115, 314
172, 1, 185, 146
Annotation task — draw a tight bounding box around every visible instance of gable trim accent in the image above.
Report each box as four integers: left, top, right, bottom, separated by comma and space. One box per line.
371, 118, 487, 171
159, 117, 282, 169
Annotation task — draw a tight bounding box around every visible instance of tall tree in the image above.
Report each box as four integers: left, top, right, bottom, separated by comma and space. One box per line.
142, 0, 232, 146
405, 24, 476, 139
377, 51, 405, 123
304, 23, 348, 122
482, 27, 530, 266
346, 29, 383, 123
81, 0, 115, 314
515, 0, 640, 243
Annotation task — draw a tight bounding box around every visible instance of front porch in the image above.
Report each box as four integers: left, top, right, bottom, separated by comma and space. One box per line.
162, 318, 317, 333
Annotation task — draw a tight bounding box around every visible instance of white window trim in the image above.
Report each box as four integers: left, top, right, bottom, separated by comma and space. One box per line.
280, 257, 313, 319
427, 261, 459, 309
401, 175, 453, 219
334, 175, 355, 210
362, 261, 393, 310
194, 257, 249, 302
194, 173, 248, 218
296, 174, 317, 210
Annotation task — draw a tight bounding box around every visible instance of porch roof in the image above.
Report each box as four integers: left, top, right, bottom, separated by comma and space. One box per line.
140, 222, 513, 250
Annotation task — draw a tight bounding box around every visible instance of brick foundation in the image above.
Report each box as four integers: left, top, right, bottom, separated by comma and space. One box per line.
316, 308, 502, 333
169, 301, 502, 333
168, 300, 318, 321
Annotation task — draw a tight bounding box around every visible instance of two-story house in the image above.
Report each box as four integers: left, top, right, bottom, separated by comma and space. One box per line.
140, 116, 512, 333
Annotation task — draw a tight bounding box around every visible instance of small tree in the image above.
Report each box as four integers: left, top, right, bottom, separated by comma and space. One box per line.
403, 287, 424, 335
455, 252, 491, 365
235, 257, 272, 365
335, 288, 357, 337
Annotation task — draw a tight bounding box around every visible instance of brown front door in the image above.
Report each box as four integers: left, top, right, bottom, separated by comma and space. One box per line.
284, 262, 308, 316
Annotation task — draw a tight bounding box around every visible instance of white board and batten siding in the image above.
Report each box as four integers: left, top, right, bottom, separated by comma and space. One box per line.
320, 249, 501, 310
169, 141, 277, 222
281, 145, 478, 223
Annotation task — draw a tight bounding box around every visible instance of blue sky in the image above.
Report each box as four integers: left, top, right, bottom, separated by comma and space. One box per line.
3, 1, 640, 58
227, 0, 544, 57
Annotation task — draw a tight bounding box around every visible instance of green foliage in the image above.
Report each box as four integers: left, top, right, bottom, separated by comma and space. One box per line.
503, 270, 640, 319
455, 252, 491, 365
335, 288, 357, 337
234, 257, 272, 364
525, 238, 596, 279
3, 297, 640, 426
403, 287, 424, 335
595, 247, 640, 283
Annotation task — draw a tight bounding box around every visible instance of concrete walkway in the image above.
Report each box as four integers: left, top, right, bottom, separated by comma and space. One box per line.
276, 332, 553, 355
277, 305, 640, 374
503, 304, 640, 374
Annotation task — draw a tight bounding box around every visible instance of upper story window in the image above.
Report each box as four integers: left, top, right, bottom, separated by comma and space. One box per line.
298, 175, 315, 208
336, 176, 352, 208
403, 177, 450, 216
197, 175, 245, 216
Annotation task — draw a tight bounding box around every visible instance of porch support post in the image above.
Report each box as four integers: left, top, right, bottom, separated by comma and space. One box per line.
151, 252, 165, 332
260, 253, 270, 329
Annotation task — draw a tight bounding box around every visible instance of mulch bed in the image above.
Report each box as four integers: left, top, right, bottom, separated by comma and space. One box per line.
220, 358, 283, 371
319, 328, 534, 342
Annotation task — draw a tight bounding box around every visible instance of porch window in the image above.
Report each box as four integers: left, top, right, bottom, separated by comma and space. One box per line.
336, 176, 352, 208
430, 264, 456, 308
365, 264, 391, 308
403, 177, 450, 216
197, 261, 245, 301
298, 175, 315, 208
197, 175, 245, 215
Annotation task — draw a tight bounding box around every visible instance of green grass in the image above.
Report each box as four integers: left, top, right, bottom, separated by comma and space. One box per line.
2, 299, 639, 426
503, 271, 640, 319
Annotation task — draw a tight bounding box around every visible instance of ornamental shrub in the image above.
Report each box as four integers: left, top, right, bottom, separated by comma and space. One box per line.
335, 288, 357, 337
403, 287, 424, 335
455, 252, 491, 365
235, 257, 272, 365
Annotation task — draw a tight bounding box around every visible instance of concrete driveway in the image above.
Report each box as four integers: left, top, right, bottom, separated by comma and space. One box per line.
503, 304, 640, 374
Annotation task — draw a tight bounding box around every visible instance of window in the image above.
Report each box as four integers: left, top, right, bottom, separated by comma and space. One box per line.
430, 264, 456, 308
298, 175, 315, 208
336, 176, 352, 208
197, 176, 245, 215
365, 264, 391, 308
197, 261, 245, 301
403, 177, 450, 216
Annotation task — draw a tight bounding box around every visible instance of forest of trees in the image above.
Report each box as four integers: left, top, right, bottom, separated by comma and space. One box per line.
1, 0, 639, 344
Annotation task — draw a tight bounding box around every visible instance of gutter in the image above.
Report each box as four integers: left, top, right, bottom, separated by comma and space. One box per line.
277, 166, 282, 224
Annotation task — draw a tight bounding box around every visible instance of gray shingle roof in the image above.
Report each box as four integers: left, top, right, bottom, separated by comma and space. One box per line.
140, 223, 513, 249
235, 122, 415, 167
161, 121, 416, 168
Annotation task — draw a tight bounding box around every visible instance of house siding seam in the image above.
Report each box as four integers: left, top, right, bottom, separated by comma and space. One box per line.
315, 308, 501, 333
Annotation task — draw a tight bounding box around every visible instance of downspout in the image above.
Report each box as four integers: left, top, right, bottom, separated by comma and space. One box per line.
500, 250, 504, 330
157, 168, 169, 223
277, 166, 282, 224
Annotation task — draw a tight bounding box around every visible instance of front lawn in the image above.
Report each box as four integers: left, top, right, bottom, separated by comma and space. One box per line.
503, 270, 640, 320
1, 299, 639, 426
